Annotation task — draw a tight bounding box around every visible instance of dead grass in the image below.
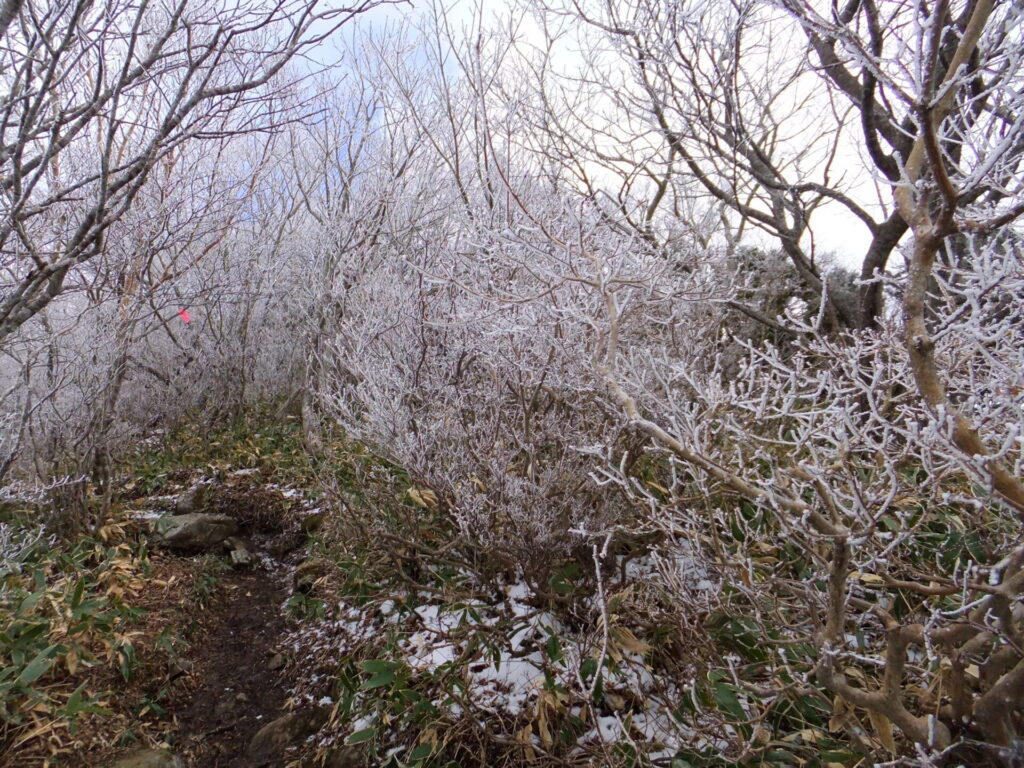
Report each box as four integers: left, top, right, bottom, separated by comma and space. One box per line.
1, 547, 201, 768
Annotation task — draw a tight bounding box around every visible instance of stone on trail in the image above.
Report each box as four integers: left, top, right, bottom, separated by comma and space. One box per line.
108, 748, 182, 768
173, 484, 212, 515
223, 535, 249, 551
303, 746, 363, 767
246, 707, 330, 763
155, 513, 237, 553
224, 535, 254, 568
229, 547, 253, 568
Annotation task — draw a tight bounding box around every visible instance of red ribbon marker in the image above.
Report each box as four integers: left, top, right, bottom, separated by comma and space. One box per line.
178, 308, 192, 323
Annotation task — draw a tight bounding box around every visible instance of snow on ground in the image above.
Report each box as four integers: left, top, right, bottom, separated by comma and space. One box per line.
396, 583, 563, 717
129, 509, 164, 521
229, 467, 261, 477
285, 556, 712, 760
264, 482, 306, 500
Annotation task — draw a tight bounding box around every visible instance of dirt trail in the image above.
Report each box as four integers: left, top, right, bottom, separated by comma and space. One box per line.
169, 568, 291, 768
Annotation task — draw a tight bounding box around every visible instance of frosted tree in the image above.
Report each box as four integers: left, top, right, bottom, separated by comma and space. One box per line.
319, 1, 1024, 761
0, 0, 391, 344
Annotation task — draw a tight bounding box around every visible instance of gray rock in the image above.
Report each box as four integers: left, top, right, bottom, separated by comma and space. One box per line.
301, 746, 363, 768
109, 748, 182, 768
224, 535, 253, 568
324, 746, 364, 768
223, 535, 249, 551
155, 513, 237, 553
268, 652, 285, 671
229, 548, 253, 568
247, 707, 330, 763
173, 484, 211, 515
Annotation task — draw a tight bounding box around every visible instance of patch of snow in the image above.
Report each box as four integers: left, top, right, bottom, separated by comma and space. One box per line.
504, 581, 531, 602
349, 714, 375, 733
596, 715, 622, 741
141, 494, 179, 505
263, 483, 305, 499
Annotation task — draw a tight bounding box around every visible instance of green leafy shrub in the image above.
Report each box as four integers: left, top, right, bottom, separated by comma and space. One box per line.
0, 514, 147, 740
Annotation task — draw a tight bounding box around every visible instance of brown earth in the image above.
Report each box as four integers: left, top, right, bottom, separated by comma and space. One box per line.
0, 557, 300, 768
0, 480, 307, 768
167, 568, 292, 768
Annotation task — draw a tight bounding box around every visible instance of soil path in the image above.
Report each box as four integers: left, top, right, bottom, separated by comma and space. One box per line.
169, 567, 291, 768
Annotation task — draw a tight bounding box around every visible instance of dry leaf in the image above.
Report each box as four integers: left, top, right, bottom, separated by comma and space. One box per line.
867, 710, 897, 753
851, 570, 884, 585
610, 626, 651, 657
407, 487, 438, 509
514, 725, 536, 763
828, 694, 853, 733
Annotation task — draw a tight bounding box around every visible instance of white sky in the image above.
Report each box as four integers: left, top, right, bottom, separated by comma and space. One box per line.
341, 0, 883, 270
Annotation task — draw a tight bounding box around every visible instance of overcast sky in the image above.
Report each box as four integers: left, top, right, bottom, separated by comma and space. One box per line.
338, 0, 880, 270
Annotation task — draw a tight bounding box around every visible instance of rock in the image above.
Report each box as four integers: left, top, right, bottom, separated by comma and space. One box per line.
224, 535, 253, 568
155, 513, 238, 553
325, 747, 364, 768
109, 748, 182, 768
246, 707, 330, 763
301, 746, 363, 768
293, 559, 326, 593
173, 484, 211, 515
229, 548, 253, 568
229, 467, 263, 479
268, 652, 285, 671
223, 535, 249, 551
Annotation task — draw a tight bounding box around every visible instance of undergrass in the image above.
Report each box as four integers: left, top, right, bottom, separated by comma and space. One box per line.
0, 407, 329, 765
